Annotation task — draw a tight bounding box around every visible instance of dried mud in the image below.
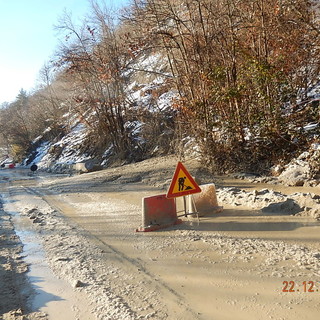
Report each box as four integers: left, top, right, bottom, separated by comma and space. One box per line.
1, 156, 320, 320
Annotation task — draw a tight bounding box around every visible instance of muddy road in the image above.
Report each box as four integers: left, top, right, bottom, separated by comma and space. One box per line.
1, 156, 320, 320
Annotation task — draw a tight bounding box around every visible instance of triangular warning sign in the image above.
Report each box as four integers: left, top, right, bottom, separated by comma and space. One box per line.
166, 162, 201, 198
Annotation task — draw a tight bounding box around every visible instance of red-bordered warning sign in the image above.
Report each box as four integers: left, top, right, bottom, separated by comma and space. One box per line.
166, 162, 201, 198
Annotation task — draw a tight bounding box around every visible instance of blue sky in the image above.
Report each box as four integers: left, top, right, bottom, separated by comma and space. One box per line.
0, 0, 129, 104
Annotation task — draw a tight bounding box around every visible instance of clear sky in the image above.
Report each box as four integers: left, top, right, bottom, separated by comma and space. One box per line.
0, 0, 129, 105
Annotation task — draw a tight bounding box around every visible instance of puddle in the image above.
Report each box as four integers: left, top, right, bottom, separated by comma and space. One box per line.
8, 207, 96, 320
0, 175, 96, 320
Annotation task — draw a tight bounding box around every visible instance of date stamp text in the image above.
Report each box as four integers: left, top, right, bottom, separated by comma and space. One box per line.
282, 281, 318, 293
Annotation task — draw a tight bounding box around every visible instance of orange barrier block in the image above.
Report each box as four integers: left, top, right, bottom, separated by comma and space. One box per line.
136, 194, 182, 232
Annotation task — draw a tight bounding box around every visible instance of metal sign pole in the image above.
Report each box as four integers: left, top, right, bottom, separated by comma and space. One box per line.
183, 196, 187, 217
176, 195, 200, 223
190, 195, 200, 224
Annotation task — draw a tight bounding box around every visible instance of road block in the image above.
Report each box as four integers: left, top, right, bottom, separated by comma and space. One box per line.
136, 194, 182, 232
191, 183, 223, 216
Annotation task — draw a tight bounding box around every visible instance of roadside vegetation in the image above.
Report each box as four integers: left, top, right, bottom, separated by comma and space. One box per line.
0, 0, 319, 174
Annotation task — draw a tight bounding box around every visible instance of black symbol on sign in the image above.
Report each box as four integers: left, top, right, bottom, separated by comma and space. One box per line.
178, 177, 192, 191
178, 177, 185, 191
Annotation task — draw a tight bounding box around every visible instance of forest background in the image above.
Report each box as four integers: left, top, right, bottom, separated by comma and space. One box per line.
0, 0, 320, 175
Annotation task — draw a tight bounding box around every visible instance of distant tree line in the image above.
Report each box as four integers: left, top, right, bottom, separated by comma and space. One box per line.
0, 0, 319, 172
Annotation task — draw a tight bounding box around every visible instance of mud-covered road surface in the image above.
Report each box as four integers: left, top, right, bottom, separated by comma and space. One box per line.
1, 156, 320, 319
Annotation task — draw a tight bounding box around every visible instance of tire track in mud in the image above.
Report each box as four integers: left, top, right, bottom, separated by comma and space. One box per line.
5, 167, 320, 320
17, 185, 202, 320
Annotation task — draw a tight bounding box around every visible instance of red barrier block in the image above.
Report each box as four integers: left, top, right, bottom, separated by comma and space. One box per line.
136, 194, 182, 232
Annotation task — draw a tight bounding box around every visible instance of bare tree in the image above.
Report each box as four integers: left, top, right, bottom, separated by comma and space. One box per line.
54, 4, 133, 158
123, 0, 320, 171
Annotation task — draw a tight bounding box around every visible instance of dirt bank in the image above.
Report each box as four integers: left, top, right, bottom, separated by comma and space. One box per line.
1, 156, 320, 319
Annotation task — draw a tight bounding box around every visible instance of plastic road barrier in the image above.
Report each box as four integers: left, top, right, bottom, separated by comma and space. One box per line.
191, 183, 223, 216
136, 194, 182, 232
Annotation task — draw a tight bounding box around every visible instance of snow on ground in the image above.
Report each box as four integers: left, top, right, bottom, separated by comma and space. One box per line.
29, 123, 91, 172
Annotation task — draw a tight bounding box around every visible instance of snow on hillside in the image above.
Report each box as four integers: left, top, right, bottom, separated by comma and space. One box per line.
27, 51, 177, 171
27, 123, 91, 172
24, 45, 320, 178
126, 51, 177, 112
